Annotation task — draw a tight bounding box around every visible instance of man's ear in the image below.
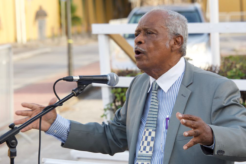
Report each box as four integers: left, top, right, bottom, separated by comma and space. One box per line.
171, 35, 183, 53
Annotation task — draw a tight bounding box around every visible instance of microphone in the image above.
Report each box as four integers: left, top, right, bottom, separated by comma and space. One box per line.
62, 73, 119, 86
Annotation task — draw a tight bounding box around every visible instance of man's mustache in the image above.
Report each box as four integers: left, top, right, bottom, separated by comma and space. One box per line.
135, 46, 146, 53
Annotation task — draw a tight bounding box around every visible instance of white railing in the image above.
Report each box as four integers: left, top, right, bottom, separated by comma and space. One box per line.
92, 22, 246, 34
0, 45, 13, 128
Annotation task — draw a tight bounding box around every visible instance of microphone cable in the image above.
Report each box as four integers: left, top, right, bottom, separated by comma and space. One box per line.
53, 78, 63, 101
38, 78, 63, 164
38, 117, 42, 164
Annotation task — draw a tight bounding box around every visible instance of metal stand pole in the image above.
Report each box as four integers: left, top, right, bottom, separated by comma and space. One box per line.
66, 0, 73, 76
6, 124, 17, 164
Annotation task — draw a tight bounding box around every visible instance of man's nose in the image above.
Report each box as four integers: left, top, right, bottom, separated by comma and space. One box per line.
134, 33, 144, 45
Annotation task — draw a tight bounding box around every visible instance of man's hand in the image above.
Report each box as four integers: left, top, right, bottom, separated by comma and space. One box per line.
14, 98, 57, 132
176, 112, 213, 150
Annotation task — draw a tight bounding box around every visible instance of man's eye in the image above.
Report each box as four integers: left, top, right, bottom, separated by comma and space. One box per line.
135, 33, 139, 37
146, 31, 153, 34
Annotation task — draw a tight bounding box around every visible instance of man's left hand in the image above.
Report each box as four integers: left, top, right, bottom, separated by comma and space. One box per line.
176, 112, 213, 150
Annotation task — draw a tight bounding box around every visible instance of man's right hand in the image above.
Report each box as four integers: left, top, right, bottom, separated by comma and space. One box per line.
14, 97, 57, 132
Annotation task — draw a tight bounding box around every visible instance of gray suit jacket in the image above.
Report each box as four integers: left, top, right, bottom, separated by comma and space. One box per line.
62, 61, 246, 164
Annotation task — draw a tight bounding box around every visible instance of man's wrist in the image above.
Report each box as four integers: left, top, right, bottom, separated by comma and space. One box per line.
45, 114, 58, 132
45, 114, 70, 143
202, 129, 215, 150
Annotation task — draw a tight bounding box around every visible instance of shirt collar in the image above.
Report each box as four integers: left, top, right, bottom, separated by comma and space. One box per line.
148, 57, 185, 93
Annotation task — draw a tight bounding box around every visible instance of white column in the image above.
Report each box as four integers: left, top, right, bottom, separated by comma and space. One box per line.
98, 35, 112, 108
210, 0, 220, 66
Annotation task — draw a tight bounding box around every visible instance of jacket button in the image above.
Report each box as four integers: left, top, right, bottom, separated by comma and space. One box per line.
217, 150, 225, 155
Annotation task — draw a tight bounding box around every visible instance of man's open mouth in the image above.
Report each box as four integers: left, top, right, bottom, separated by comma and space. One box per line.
135, 50, 142, 55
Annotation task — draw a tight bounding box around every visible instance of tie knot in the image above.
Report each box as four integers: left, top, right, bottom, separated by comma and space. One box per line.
152, 81, 159, 91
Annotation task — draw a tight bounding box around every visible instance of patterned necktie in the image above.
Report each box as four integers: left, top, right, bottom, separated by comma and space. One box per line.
136, 81, 159, 164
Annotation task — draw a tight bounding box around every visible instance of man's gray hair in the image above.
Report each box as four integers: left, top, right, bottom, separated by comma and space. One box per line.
146, 8, 188, 56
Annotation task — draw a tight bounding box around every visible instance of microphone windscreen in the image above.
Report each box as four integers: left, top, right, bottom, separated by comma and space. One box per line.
108, 73, 119, 86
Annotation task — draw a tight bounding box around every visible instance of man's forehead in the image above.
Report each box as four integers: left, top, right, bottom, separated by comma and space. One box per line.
141, 10, 168, 22
136, 10, 167, 30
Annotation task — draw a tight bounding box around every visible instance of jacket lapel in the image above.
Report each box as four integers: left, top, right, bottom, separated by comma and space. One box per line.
128, 74, 150, 164
164, 61, 194, 164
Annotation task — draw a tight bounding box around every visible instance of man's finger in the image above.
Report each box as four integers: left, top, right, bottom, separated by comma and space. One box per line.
183, 138, 199, 150
15, 110, 33, 117
21, 102, 42, 111
181, 114, 200, 121
176, 112, 183, 120
183, 129, 200, 137
48, 97, 57, 106
180, 119, 199, 129
14, 117, 30, 125
21, 125, 33, 132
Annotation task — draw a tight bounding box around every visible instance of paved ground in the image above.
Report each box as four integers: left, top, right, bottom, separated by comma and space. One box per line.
13, 61, 100, 120
13, 43, 99, 90
11, 35, 96, 55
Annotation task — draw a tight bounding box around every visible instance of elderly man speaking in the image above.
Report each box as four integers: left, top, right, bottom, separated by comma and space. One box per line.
15, 9, 246, 164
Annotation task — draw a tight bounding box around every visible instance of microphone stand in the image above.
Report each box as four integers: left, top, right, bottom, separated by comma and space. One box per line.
0, 81, 89, 164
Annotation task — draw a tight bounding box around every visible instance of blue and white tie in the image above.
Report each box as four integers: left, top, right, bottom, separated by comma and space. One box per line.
136, 81, 159, 164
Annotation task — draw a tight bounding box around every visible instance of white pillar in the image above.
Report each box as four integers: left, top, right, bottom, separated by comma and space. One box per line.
98, 35, 113, 108
209, 0, 220, 66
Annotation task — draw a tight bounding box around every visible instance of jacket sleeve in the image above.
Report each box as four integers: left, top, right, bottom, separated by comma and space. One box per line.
61, 77, 137, 155
201, 79, 246, 161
